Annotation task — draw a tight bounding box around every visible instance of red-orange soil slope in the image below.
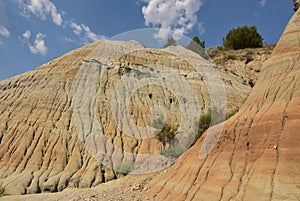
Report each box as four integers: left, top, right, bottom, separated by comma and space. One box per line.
145, 9, 300, 201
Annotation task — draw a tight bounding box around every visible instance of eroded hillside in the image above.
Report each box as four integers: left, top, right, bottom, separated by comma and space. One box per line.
143, 8, 300, 201
2, 9, 299, 201
207, 45, 274, 87
0, 36, 262, 196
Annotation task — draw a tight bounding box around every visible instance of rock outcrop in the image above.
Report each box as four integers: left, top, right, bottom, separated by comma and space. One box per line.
0, 39, 256, 195
207, 45, 274, 88
144, 9, 300, 201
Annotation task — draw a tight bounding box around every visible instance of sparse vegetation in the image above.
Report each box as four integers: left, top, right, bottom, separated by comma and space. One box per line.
206, 45, 274, 68
191, 109, 238, 145
187, 36, 205, 49
116, 162, 135, 178
0, 185, 5, 197
186, 36, 209, 59
152, 116, 181, 154
162, 144, 184, 158
156, 124, 177, 148
226, 110, 238, 120
223, 25, 263, 50
163, 37, 177, 48
199, 111, 213, 133
192, 110, 213, 145
153, 109, 236, 154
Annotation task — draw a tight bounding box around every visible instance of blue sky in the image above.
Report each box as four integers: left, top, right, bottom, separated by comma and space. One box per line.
0, 0, 294, 81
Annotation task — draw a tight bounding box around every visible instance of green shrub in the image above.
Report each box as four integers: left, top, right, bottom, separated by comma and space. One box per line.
223, 25, 263, 50
192, 109, 237, 146
186, 36, 210, 60
163, 37, 177, 48
187, 36, 205, 50
191, 111, 213, 146
162, 144, 184, 158
198, 111, 212, 133
156, 125, 177, 148
0, 185, 5, 197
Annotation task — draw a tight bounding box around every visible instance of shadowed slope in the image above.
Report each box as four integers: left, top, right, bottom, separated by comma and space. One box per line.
145, 9, 300, 201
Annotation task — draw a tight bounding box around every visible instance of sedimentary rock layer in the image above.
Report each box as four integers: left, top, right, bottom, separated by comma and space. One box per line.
0, 39, 258, 195
144, 9, 300, 201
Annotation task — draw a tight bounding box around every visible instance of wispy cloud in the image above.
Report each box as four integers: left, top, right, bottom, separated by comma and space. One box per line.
259, 0, 267, 7
70, 22, 82, 36
18, 0, 63, 26
0, 26, 10, 37
142, 0, 203, 40
28, 33, 47, 56
81, 24, 100, 41
68, 21, 106, 45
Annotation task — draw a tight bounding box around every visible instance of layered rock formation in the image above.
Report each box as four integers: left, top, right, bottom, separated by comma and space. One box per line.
0, 38, 255, 195
207, 45, 274, 88
144, 9, 300, 201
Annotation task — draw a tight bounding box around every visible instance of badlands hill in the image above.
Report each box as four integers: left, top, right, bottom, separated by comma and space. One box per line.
0, 31, 271, 196
144, 8, 300, 201
1, 9, 299, 201
7, 7, 298, 201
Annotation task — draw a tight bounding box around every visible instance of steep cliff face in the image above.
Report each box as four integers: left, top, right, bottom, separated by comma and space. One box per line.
0, 38, 255, 195
144, 9, 300, 201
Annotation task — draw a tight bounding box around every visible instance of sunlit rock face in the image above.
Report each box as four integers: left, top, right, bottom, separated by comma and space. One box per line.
0, 39, 256, 195
145, 8, 300, 201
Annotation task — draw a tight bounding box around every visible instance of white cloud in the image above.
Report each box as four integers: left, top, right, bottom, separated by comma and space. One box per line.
259, 0, 267, 7
18, 0, 63, 26
22, 30, 47, 55
67, 22, 106, 44
142, 0, 203, 40
29, 33, 47, 55
50, 4, 63, 26
22, 30, 31, 41
81, 24, 100, 41
0, 26, 10, 37
70, 22, 82, 35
